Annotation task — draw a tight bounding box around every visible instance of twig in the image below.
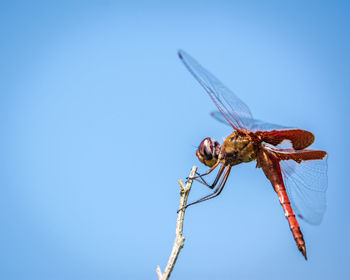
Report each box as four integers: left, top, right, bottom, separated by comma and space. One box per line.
156, 166, 198, 280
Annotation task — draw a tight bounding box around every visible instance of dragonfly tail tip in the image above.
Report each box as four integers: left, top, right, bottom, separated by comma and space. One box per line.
300, 245, 307, 260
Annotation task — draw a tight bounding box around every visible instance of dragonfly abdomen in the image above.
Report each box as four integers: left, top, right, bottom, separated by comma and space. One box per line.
275, 184, 307, 259
257, 149, 307, 259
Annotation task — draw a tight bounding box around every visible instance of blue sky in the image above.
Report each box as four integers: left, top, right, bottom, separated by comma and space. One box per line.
1, 1, 349, 279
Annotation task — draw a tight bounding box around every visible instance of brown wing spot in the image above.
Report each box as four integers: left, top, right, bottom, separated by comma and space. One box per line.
274, 149, 327, 162
262, 129, 315, 150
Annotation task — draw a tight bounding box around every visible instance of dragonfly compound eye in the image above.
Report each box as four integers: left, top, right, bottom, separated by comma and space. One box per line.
196, 137, 221, 167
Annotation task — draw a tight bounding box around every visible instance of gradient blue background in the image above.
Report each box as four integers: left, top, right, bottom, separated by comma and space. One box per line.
1, 1, 349, 279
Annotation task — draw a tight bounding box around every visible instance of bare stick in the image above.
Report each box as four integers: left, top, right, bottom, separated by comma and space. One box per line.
156, 166, 198, 280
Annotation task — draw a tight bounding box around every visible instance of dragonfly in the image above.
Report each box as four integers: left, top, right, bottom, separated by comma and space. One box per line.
178, 50, 327, 260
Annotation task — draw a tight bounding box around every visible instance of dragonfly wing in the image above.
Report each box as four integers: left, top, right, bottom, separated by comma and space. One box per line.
264, 145, 328, 225
178, 50, 253, 131
281, 158, 328, 225
210, 111, 289, 132
261, 130, 315, 150
211, 111, 314, 150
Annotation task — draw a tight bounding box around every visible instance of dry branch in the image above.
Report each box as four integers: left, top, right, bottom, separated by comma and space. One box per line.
156, 166, 198, 280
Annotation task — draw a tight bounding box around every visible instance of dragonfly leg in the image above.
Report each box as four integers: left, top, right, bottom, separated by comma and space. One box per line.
190, 173, 212, 188
187, 161, 222, 189
187, 161, 220, 181
191, 166, 223, 189
178, 166, 231, 212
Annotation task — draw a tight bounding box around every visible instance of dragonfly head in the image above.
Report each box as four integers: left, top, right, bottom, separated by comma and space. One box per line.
196, 137, 221, 167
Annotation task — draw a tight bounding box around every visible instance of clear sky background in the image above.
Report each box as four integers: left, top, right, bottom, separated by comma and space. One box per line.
1, 1, 349, 279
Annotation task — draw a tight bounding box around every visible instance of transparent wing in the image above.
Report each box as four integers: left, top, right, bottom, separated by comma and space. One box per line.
210, 111, 289, 132
178, 50, 253, 131
280, 155, 328, 225
211, 111, 316, 150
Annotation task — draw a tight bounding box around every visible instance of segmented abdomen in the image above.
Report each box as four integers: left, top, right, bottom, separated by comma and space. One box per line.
274, 183, 307, 259
257, 148, 307, 259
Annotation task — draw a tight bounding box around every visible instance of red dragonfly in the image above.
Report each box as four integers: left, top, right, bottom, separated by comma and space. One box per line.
178, 50, 327, 260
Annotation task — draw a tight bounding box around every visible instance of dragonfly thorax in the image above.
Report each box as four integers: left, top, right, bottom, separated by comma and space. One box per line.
196, 137, 221, 167
220, 132, 258, 166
